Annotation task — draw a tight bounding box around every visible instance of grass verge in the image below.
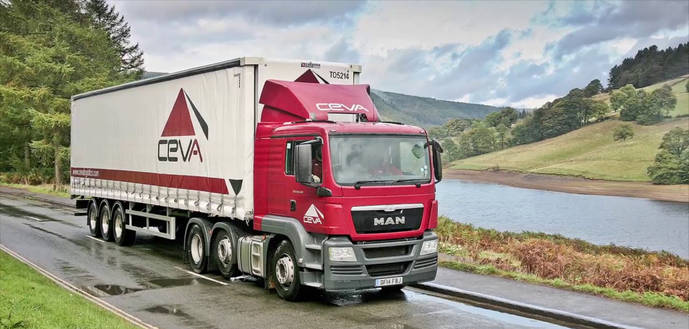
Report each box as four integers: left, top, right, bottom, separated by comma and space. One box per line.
0, 182, 69, 199
0, 250, 138, 329
436, 216, 689, 312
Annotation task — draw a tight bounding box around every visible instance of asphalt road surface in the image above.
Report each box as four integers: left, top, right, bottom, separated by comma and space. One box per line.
0, 193, 569, 329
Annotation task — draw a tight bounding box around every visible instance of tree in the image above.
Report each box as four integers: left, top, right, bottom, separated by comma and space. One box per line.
590, 100, 609, 122
647, 128, 689, 184
649, 85, 676, 117
485, 108, 518, 128
583, 79, 603, 97
0, 0, 132, 188
495, 123, 508, 149
84, 0, 144, 75
611, 84, 637, 114
613, 124, 634, 141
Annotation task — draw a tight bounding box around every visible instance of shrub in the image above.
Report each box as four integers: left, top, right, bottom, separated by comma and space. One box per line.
648, 128, 689, 184
613, 124, 634, 141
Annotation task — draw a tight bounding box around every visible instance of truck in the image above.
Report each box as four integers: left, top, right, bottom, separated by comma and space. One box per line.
70, 57, 443, 300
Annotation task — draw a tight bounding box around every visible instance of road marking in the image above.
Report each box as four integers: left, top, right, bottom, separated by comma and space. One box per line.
85, 235, 104, 242
0, 244, 158, 329
174, 266, 229, 286
26, 216, 43, 222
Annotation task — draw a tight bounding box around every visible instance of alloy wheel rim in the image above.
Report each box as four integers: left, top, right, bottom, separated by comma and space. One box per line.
217, 237, 232, 267
101, 211, 109, 235
114, 212, 123, 238
275, 254, 294, 286
190, 234, 203, 264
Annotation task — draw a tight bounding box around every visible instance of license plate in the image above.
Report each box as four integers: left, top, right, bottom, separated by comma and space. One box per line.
375, 276, 403, 287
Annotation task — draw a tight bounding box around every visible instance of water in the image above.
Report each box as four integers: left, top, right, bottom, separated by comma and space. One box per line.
436, 179, 689, 259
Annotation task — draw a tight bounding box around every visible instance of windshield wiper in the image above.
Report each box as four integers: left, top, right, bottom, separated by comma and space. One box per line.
353, 179, 394, 189
394, 178, 427, 187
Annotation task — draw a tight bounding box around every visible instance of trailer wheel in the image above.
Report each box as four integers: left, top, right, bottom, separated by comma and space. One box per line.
211, 229, 239, 279
99, 201, 113, 241
186, 224, 207, 273
87, 200, 100, 237
271, 240, 303, 301
112, 202, 135, 246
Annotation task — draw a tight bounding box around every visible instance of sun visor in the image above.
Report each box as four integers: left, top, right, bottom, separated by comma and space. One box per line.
259, 80, 380, 122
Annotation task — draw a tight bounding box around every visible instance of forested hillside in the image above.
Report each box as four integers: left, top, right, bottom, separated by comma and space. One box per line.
608, 43, 689, 90
371, 89, 501, 126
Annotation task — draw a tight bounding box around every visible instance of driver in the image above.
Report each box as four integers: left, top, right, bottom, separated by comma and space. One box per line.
369, 150, 402, 176
312, 145, 322, 183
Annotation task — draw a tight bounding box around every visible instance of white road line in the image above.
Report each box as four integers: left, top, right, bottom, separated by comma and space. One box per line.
0, 244, 158, 329
173, 266, 229, 286
26, 216, 43, 222
85, 235, 104, 242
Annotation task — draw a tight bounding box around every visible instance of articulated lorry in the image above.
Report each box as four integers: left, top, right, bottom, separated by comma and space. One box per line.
70, 58, 442, 300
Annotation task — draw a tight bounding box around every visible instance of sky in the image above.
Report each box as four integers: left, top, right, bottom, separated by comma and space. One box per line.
111, 0, 689, 109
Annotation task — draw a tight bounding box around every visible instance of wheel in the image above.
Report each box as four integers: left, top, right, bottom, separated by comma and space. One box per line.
211, 229, 239, 279
271, 240, 303, 301
112, 202, 135, 246
185, 224, 207, 273
99, 201, 113, 241
381, 285, 406, 293
87, 200, 100, 237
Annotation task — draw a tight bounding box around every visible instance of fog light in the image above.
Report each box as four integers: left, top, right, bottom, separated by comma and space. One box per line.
420, 239, 438, 255
329, 247, 356, 262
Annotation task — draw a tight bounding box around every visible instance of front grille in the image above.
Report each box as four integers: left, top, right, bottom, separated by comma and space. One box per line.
330, 265, 364, 275
366, 262, 410, 277
351, 207, 423, 234
413, 256, 438, 269
363, 245, 411, 259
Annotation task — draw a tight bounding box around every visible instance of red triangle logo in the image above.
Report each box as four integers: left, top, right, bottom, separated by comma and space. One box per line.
294, 69, 329, 84
161, 89, 196, 137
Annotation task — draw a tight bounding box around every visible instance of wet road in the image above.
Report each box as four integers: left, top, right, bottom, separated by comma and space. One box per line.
0, 193, 568, 329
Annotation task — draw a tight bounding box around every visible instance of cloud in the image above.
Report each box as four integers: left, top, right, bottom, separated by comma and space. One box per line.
110, 0, 689, 109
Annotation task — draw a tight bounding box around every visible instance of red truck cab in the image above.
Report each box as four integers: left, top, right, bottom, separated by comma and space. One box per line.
252, 79, 441, 297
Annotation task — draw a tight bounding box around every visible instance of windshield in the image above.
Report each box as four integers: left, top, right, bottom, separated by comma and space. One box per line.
330, 135, 431, 185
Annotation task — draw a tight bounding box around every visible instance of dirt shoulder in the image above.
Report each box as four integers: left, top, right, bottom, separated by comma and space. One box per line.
445, 169, 689, 203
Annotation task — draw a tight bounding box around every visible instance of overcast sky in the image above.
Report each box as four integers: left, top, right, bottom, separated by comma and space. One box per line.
111, 0, 688, 108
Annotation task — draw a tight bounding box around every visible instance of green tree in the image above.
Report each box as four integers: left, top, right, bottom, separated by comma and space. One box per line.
495, 123, 508, 149
649, 85, 676, 117
485, 108, 518, 128
0, 0, 132, 187
647, 128, 689, 184
85, 0, 144, 75
612, 124, 634, 141
590, 100, 609, 122
441, 138, 459, 162
583, 79, 603, 97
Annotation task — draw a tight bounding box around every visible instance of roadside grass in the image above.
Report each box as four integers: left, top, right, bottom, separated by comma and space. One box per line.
436, 216, 689, 312
0, 251, 138, 329
451, 118, 689, 181
0, 182, 69, 198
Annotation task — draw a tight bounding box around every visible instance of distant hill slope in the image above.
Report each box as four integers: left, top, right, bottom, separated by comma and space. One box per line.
371, 89, 501, 126
451, 117, 688, 182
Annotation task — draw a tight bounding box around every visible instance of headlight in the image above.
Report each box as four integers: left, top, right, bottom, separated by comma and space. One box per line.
329, 247, 357, 262
420, 239, 438, 255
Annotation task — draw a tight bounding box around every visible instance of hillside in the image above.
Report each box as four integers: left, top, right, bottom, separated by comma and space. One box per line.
451, 118, 689, 182
371, 89, 501, 126
592, 75, 689, 117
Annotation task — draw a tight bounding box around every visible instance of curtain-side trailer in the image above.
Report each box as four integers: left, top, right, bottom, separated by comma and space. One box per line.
71, 57, 442, 300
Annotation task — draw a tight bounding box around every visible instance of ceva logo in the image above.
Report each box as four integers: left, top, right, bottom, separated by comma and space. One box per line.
158, 88, 208, 163
303, 204, 324, 224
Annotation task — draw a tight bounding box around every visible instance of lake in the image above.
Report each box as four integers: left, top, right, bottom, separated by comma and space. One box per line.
436, 179, 689, 259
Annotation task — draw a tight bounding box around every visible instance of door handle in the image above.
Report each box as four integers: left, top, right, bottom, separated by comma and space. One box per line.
290, 200, 297, 211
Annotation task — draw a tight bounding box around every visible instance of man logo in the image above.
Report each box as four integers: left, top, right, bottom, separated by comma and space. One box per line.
373, 216, 406, 226
158, 89, 208, 163
303, 204, 324, 224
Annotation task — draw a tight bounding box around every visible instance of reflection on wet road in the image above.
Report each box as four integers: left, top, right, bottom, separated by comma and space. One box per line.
0, 194, 568, 329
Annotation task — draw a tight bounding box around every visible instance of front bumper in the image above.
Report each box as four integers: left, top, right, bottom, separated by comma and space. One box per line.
320, 231, 438, 291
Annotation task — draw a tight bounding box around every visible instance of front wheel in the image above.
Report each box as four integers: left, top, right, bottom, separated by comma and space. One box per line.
185, 224, 207, 273
271, 240, 303, 301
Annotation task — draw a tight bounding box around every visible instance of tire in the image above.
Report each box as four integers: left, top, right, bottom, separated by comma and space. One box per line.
99, 201, 113, 241
87, 200, 100, 237
185, 224, 207, 273
271, 240, 303, 301
112, 202, 135, 246
211, 229, 239, 279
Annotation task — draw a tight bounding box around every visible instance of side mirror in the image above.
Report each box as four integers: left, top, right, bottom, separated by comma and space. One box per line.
431, 139, 443, 182
295, 143, 315, 186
